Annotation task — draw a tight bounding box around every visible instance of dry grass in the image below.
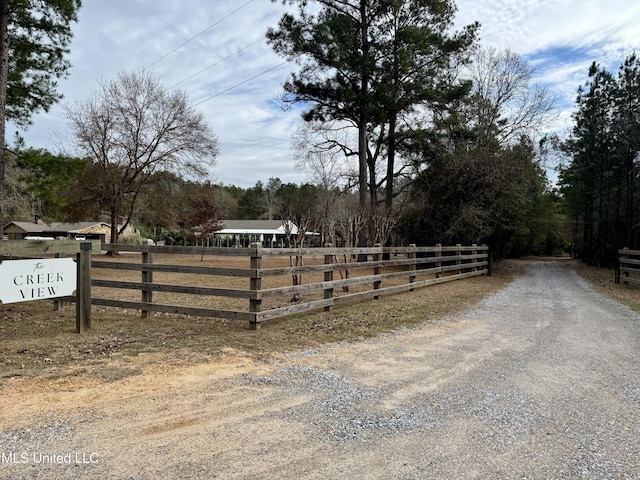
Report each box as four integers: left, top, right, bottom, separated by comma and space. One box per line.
0, 253, 515, 382
569, 260, 640, 312
2, 255, 635, 383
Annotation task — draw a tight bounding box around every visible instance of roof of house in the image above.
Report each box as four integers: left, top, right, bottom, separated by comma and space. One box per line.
3, 221, 110, 234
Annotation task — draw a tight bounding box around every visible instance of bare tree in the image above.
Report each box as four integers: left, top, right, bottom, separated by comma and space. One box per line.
64, 70, 219, 245
293, 121, 351, 245
276, 183, 321, 302
465, 47, 556, 147
293, 121, 351, 187
263, 177, 282, 221
189, 194, 223, 256
370, 206, 399, 246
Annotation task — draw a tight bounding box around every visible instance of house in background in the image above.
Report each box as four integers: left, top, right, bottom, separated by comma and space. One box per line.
3, 219, 111, 243
212, 220, 306, 247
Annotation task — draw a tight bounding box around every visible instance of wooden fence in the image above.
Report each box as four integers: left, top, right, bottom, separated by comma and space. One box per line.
617, 248, 640, 285
86, 243, 489, 329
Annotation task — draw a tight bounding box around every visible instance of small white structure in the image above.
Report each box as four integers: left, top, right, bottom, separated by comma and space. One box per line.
213, 220, 300, 247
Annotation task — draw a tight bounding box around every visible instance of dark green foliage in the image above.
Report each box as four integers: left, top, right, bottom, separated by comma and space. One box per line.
15, 148, 88, 220
237, 181, 267, 220
399, 135, 561, 257
6, 0, 81, 126
559, 55, 640, 265
1, 0, 81, 234
268, 0, 479, 211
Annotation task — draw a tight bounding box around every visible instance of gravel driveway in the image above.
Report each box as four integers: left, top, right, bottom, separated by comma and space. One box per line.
2, 260, 640, 479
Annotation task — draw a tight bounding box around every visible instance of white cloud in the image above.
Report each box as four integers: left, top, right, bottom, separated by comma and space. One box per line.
11, 0, 640, 188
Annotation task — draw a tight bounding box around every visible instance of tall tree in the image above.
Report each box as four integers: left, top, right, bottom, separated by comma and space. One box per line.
465, 47, 556, 148
268, 0, 377, 212
64, 70, 219, 244
401, 48, 558, 255
372, 0, 478, 211
560, 63, 617, 263
263, 177, 282, 221
613, 54, 640, 248
268, 0, 477, 219
560, 55, 640, 263
0, 0, 81, 234
293, 120, 346, 245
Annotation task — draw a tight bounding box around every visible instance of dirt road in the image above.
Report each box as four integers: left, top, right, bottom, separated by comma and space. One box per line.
1, 260, 639, 479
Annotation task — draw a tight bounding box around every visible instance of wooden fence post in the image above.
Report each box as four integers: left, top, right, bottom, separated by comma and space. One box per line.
324, 244, 333, 311
472, 244, 478, 272
456, 244, 462, 274
435, 243, 442, 279
409, 243, 417, 291
141, 250, 153, 319
484, 245, 492, 276
620, 247, 629, 285
76, 242, 92, 333
249, 242, 262, 330
373, 243, 382, 299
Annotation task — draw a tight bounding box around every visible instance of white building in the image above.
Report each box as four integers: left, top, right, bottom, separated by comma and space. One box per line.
213, 220, 303, 247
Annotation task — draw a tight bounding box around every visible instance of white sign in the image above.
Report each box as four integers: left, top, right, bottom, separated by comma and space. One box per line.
0, 258, 77, 304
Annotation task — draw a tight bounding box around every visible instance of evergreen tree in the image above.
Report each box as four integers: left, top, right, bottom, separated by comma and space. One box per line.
560, 55, 640, 264
0, 0, 81, 233
16, 147, 88, 220
268, 0, 478, 217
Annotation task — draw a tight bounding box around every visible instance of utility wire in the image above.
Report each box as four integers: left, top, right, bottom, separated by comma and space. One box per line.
193, 60, 288, 106
22, 0, 280, 142
169, 38, 264, 90
146, 0, 257, 68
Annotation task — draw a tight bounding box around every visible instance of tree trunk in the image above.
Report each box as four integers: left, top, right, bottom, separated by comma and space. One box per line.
0, 0, 9, 237
108, 203, 119, 256
386, 113, 397, 212
357, 0, 369, 252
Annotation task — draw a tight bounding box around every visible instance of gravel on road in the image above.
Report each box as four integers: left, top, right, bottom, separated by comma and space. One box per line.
1, 260, 639, 479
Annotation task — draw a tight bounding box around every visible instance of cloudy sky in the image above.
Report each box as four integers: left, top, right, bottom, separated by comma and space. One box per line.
11, 0, 640, 188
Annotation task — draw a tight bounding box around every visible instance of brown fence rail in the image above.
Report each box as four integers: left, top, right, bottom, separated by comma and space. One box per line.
617, 248, 640, 285
85, 243, 489, 329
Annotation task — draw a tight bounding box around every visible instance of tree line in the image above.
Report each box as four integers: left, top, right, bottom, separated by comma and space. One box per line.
265, 0, 565, 255
6, 141, 569, 255
558, 54, 640, 265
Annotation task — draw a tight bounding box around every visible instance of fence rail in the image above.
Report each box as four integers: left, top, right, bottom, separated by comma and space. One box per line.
86, 243, 489, 329
617, 248, 640, 285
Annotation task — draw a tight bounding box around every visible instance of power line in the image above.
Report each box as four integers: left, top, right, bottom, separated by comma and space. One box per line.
19, 0, 283, 143
193, 60, 288, 107
146, 0, 257, 68
169, 38, 264, 90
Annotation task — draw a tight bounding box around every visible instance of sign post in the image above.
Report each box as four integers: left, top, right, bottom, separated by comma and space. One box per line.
76, 242, 92, 333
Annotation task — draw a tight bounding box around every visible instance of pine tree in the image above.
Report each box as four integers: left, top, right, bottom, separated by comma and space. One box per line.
267, 0, 478, 215
0, 0, 81, 234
